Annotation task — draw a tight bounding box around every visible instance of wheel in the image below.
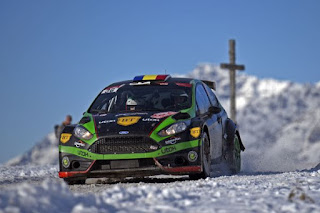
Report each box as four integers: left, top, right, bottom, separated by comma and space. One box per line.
228, 133, 241, 174
63, 178, 86, 185
189, 132, 211, 179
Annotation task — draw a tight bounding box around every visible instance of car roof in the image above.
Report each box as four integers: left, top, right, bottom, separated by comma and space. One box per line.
107, 77, 200, 87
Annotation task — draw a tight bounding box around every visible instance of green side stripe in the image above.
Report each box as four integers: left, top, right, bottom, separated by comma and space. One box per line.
59, 139, 200, 160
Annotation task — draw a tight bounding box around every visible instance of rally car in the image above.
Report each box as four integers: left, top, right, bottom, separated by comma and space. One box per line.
58, 75, 245, 184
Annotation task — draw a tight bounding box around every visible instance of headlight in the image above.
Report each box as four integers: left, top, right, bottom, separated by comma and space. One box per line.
74, 125, 93, 140
158, 122, 187, 137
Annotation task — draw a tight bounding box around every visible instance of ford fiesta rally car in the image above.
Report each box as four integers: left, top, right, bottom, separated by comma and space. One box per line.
59, 75, 245, 184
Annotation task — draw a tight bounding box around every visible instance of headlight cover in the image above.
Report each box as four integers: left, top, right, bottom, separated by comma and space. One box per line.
74, 125, 93, 140
158, 122, 187, 137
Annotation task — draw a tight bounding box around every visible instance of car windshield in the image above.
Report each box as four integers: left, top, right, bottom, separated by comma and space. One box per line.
89, 83, 192, 113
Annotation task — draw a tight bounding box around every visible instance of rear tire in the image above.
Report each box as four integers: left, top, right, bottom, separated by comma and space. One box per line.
228, 133, 241, 174
189, 132, 211, 179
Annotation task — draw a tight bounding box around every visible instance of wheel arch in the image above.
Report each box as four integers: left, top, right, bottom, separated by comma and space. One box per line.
225, 119, 245, 152
203, 124, 209, 137
202, 124, 210, 145
225, 118, 236, 144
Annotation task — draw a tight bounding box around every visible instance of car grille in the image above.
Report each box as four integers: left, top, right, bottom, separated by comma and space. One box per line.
89, 136, 160, 154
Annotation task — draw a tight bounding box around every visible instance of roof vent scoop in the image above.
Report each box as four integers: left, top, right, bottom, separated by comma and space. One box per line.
202, 80, 216, 91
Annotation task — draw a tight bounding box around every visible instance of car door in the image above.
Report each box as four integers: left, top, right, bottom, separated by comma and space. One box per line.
202, 84, 224, 161
195, 83, 222, 161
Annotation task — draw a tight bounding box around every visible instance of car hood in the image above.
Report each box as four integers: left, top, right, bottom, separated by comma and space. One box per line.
92, 111, 177, 137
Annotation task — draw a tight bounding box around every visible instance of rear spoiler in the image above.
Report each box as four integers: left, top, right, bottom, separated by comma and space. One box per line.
202, 80, 216, 91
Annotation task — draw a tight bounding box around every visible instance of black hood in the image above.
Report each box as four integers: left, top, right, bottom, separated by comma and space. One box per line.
93, 112, 170, 137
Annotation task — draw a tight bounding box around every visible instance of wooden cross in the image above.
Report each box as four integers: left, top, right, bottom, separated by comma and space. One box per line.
220, 39, 245, 123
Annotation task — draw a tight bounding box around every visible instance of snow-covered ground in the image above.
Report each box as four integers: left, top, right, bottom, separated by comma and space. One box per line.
0, 165, 320, 213
2, 64, 320, 212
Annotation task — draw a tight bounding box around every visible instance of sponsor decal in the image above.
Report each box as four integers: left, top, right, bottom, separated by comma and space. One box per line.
175, 82, 192, 87
151, 111, 178, 119
164, 137, 181, 145
176, 83, 192, 87
74, 141, 85, 148
101, 84, 124, 94
78, 150, 89, 157
119, 131, 129, 135
161, 146, 176, 154
62, 156, 70, 168
60, 133, 72, 143
115, 112, 148, 117
142, 118, 160, 122
188, 151, 198, 162
190, 127, 201, 138
98, 120, 116, 124
156, 82, 169, 85
99, 114, 107, 116
117, 116, 141, 126
129, 81, 151, 86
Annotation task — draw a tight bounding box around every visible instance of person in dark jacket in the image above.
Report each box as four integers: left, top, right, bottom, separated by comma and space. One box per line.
54, 115, 72, 139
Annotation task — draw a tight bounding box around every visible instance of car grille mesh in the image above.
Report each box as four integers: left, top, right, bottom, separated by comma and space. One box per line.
89, 136, 159, 154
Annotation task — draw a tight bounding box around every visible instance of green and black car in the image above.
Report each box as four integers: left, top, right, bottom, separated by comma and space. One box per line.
59, 75, 245, 183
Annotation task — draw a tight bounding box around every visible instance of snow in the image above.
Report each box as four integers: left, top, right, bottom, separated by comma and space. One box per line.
2, 63, 320, 212
6, 133, 58, 166
0, 165, 58, 185
0, 165, 320, 212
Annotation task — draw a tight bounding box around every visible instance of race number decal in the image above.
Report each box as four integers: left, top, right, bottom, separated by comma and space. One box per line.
117, 116, 141, 126
190, 127, 201, 138
60, 133, 72, 143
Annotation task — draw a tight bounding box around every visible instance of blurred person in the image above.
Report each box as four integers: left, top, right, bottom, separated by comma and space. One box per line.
54, 115, 72, 139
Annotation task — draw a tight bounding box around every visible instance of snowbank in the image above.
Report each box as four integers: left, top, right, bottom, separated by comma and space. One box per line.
0, 165, 320, 213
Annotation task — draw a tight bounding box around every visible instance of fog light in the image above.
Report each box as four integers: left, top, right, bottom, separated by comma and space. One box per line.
187, 151, 198, 162
62, 156, 70, 168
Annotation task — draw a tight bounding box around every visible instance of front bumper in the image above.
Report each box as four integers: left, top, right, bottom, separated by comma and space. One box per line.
59, 143, 202, 179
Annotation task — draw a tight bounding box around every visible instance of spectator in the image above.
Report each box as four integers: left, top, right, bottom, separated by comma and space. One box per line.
54, 115, 72, 139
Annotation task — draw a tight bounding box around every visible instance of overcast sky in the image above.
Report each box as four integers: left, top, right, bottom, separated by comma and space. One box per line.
1, 0, 320, 163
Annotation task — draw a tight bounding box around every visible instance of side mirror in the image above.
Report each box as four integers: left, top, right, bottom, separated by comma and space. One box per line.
208, 106, 221, 114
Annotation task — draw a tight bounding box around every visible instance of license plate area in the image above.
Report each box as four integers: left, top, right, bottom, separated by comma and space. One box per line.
110, 160, 139, 169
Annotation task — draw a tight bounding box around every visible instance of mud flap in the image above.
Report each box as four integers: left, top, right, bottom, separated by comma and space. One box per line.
236, 131, 245, 151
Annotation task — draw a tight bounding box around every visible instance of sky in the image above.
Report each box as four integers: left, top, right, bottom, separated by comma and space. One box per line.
1, 0, 320, 163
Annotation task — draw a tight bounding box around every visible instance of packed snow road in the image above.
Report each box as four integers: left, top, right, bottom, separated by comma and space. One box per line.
0, 165, 320, 213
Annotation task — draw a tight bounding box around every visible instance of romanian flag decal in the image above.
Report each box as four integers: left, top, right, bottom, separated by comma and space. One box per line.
133, 75, 170, 81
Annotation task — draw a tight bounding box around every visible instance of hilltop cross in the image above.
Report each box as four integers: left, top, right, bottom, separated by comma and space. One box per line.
220, 39, 245, 123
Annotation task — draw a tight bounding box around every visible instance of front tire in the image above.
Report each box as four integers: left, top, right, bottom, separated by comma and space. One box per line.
63, 178, 86, 185
189, 132, 211, 179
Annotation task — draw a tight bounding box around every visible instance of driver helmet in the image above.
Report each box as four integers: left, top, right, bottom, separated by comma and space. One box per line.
172, 91, 189, 105
126, 97, 138, 106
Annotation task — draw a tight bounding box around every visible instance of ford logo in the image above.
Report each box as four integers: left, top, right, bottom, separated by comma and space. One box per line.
119, 131, 129, 135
